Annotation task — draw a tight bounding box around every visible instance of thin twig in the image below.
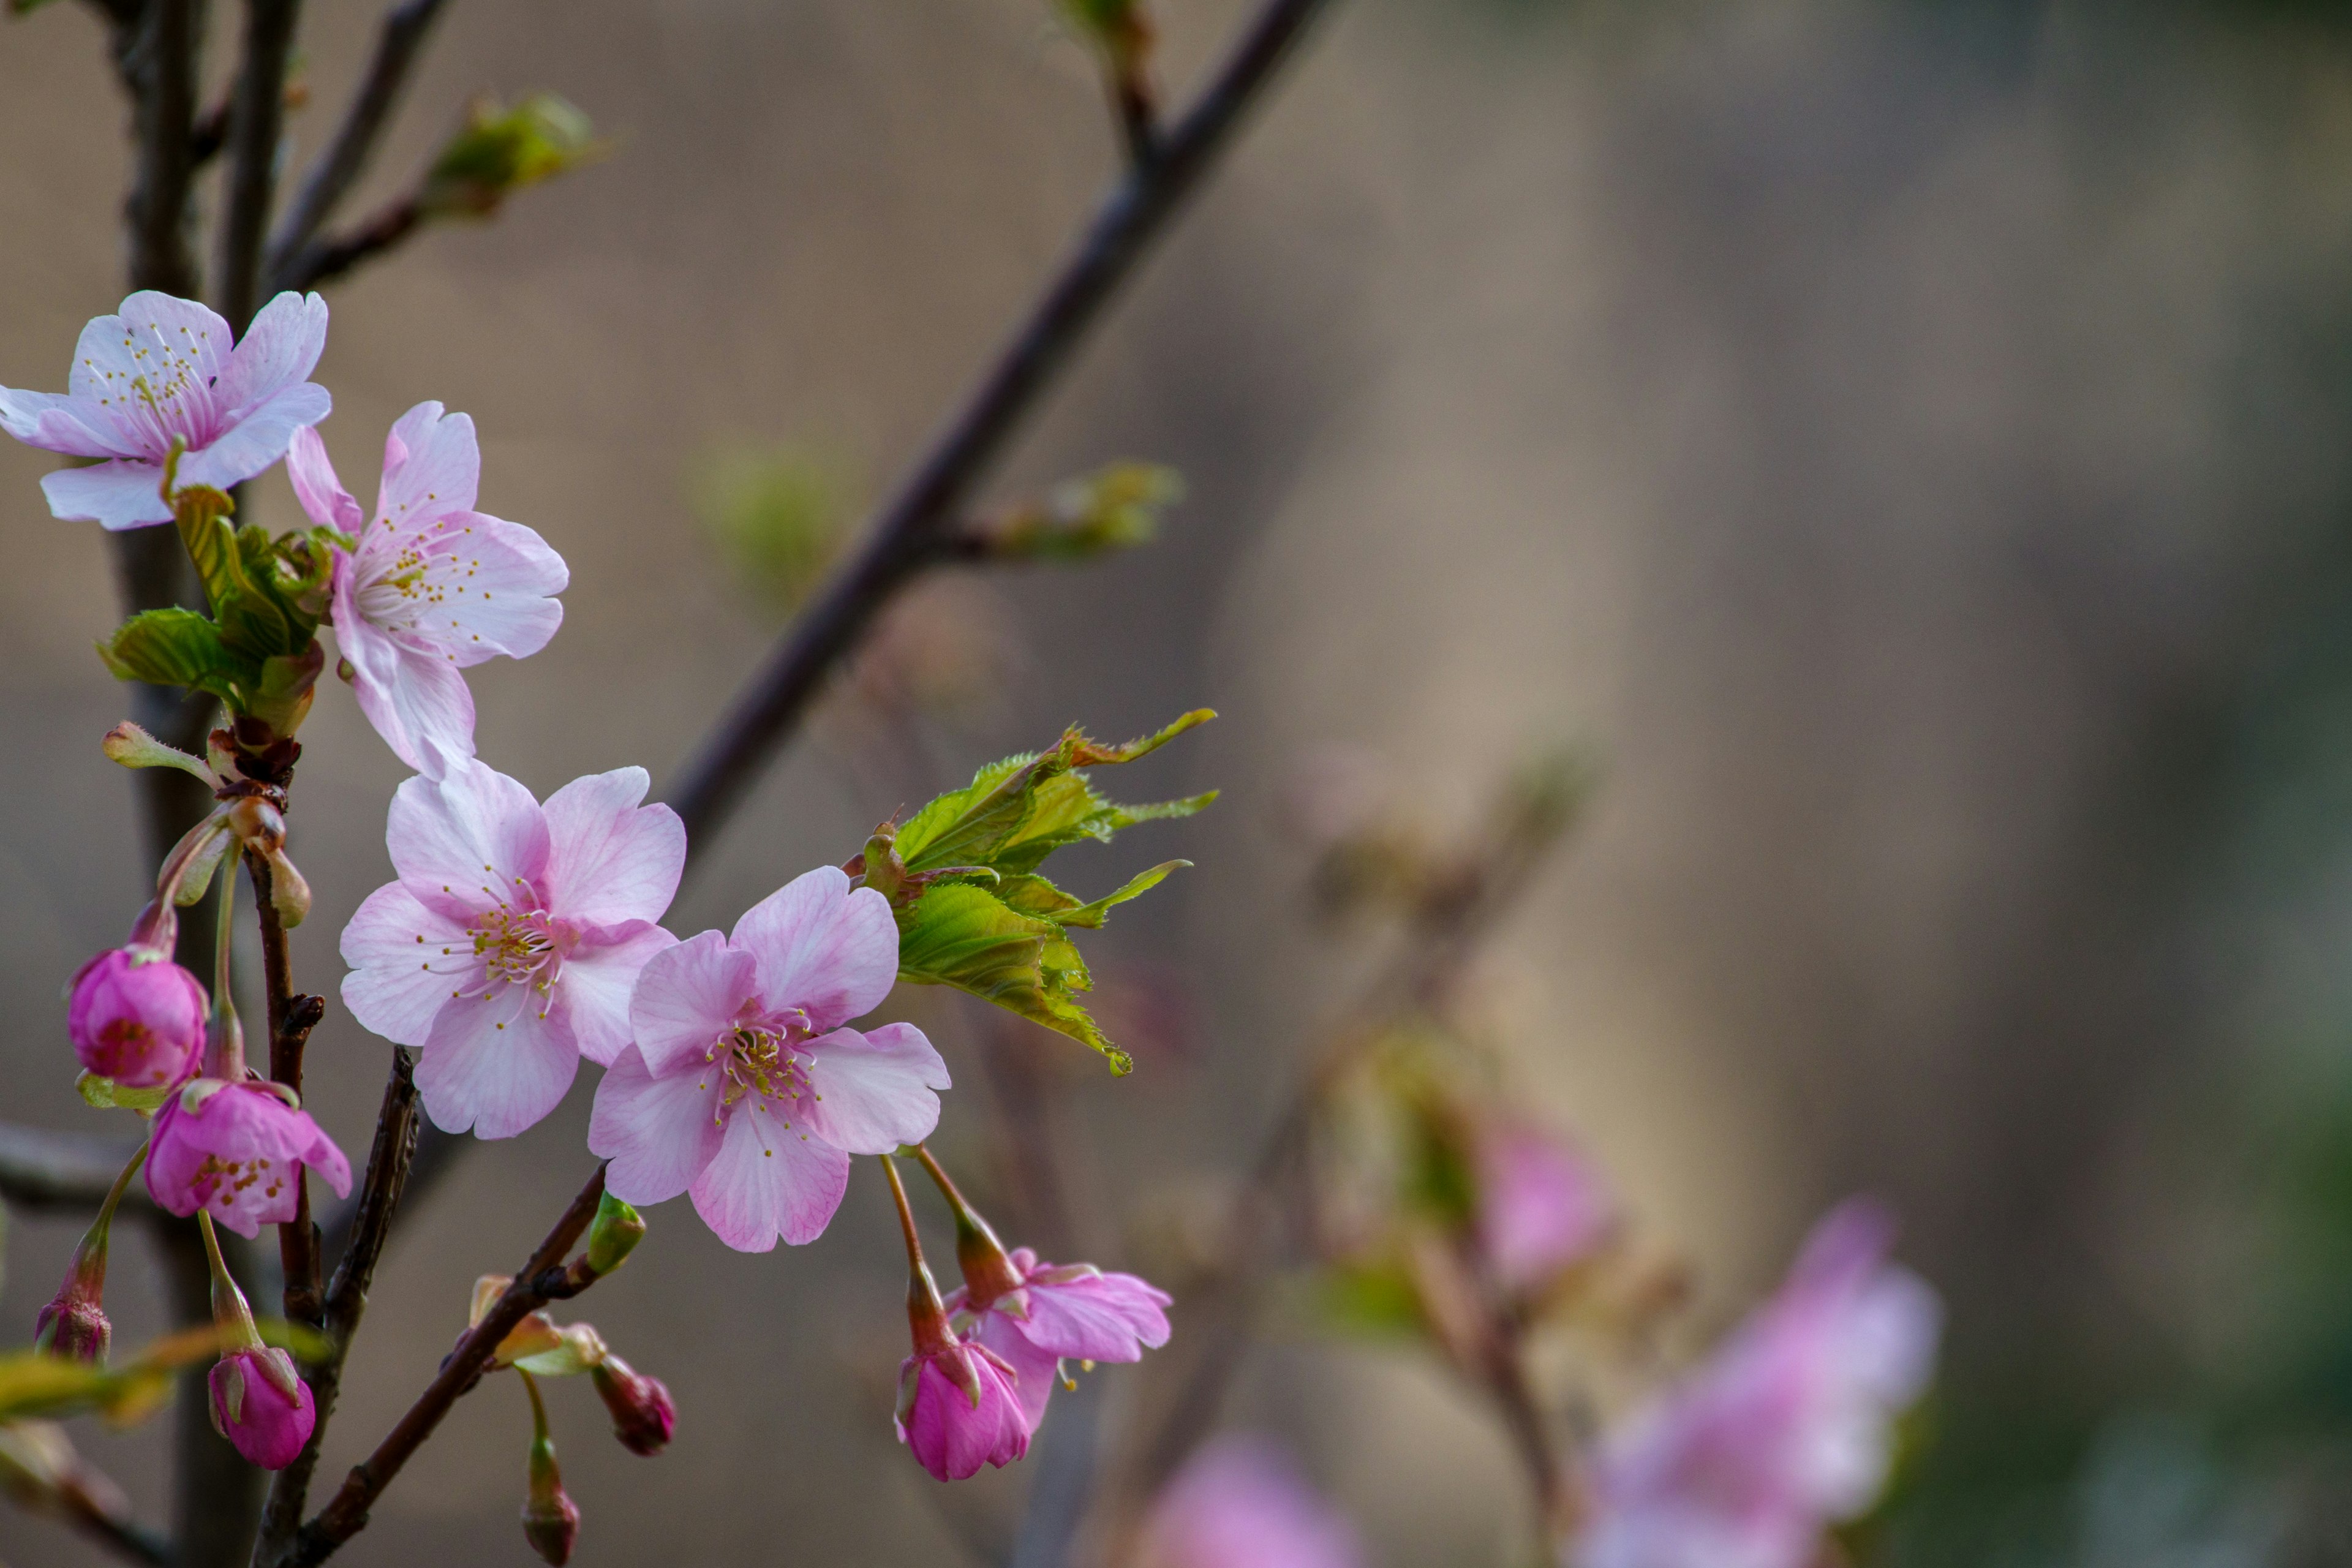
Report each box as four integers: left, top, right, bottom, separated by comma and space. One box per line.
255, 1049, 422, 1564
273, 197, 421, 295
663, 0, 1340, 864
271, 1166, 609, 1568
265, 0, 448, 292
216, 0, 305, 330
248, 849, 325, 1327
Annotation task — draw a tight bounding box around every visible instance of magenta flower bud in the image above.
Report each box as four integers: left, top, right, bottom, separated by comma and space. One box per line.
894, 1336, 1031, 1482
33, 1293, 111, 1365
67, 947, 207, 1090
146, 1079, 352, 1238
208, 1346, 315, 1469
589, 1356, 676, 1456
521, 1423, 580, 1565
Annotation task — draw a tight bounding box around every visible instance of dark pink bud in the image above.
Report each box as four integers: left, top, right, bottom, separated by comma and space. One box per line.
68, 948, 206, 1090
589, 1356, 675, 1456
207, 1346, 314, 1469
522, 1431, 580, 1565
34, 1292, 111, 1365
894, 1337, 1031, 1482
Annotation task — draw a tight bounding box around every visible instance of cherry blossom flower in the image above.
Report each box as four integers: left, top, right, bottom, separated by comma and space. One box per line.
589, 865, 948, 1251
0, 291, 329, 530
340, 759, 684, 1139
953, 1246, 1171, 1428
1474, 1118, 1615, 1299
209, 1346, 316, 1469
895, 1332, 1030, 1482
145, 1080, 353, 1239
287, 405, 567, 777
1138, 1436, 1365, 1568
67, 946, 208, 1090
1573, 1200, 1942, 1568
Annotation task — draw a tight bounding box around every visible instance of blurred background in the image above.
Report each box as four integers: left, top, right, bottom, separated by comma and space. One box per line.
7, 0, 2352, 1562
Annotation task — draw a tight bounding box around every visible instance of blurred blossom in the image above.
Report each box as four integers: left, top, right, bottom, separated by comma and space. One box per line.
1475, 1118, 1615, 1298
1574, 1200, 1940, 1568
1139, 1436, 1365, 1568
696, 444, 857, 616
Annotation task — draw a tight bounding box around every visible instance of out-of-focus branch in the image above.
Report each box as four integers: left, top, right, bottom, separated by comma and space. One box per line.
216, 0, 304, 329
664, 0, 1340, 865
0, 1122, 149, 1212
271, 1166, 610, 1568
255, 1048, 422, 1564
265, 0, 448, 290
272, 197, 420, 294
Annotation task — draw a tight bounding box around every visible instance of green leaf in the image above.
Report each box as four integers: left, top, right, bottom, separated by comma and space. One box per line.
98, 608, 254, 704
422, 94, 602, 219
1314, 1261, 1430, 1340
894, 884, 1133, 1072
984, 462, 1180, 561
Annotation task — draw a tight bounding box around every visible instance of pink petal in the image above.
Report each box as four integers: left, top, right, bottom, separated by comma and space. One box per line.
0, 386, 138, 458
212, 291, 328, 421
40, 460, 173, 530
339, 622, 478, 778
797, 1023, 949, 1155
731, 869, 899, 1032
1014, 1269, 1172, 1363
288, 427, 364, 534
386, 760, 550, 918
973, 1314, 1060, 1431
70, 294, 232, 454
687, 1102, 850, 1251
429, 514, 567, 664
559, 919, 677, 1066
176, 380, 331, 493
1143, 1438, 1365, 1568
376, 401, 479, 522
338, 882, 472, 1047
415, 989, 579, 1139
627, 930, 753, 1077
589, 1046, 727, 1205
540, 767, 684, 927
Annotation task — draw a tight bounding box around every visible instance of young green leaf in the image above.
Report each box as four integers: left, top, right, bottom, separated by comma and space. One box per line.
97, 608, 254, 706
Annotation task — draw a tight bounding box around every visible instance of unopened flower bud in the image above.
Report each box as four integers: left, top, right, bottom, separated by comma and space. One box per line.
67, 947, 206, 1090
33, 1294, 110, 1365
584, 1193, 646, 1276
225, 796, 286, 856
521, 1376, 581, 1566
590, 1356, 676, 1456
208, 1346, 315, 1469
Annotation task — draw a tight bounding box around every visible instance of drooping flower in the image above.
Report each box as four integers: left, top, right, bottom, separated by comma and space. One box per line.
1473, 1118, 1615, 1300
1573, 1200, 1942, 1568
287, 405, 567, 776
1137, 1436, 1366, 1568
146, 1079, 353, 1239
896, 1331, 1031, 1482
33, 1142, 146, 1365
952, 1244, 1170, 1429
588, 865, 948, 1251
590, 1356, 676, 1456
67, 945, 208, 1090
340, 758, 684, 1139
210, 1345, 317, 1469
0, 291, 329, 530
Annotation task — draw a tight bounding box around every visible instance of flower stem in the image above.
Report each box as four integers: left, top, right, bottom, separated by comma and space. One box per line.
881, 1155, 956, 1356
205, 849, 244, 1081
912, 1144, 1022, 1308
197, 1212, 263, 1354
879, 1153, 926, 1273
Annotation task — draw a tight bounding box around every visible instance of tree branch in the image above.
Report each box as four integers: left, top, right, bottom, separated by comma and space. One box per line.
265, 0, 448, 292
663, 0, 1340, 865
271, 196, 421, 295
270, 1166, 609, 1568
254, 1047, 422, 1564
216, 0, 304, 329
0, 1122, 149, 1212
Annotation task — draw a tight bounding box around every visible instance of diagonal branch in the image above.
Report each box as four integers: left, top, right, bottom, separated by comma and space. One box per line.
663, 0, 1340, 865
265, 0, 449, 292
216, 0, 305, 329
0, 1121, 150, 1212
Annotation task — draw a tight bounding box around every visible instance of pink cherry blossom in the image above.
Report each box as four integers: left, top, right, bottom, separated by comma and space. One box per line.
208, 1346, 315, 1469
288, 405, 567, 777
1573, 1200, 1942, 1568
1474, 1119, 1615, 1298
894, 1335, 1030, 1482
67, 946, 208, 1090
589, 866, 947, 1251
341, 759, 684, 1139
953, 1247, 1171, 1428
1138, 1436, 1365, 1568
0, 291, 329, 530
146, 1080, 353, 1240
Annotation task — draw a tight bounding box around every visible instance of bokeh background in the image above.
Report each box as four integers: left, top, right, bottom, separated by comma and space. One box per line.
8, 0, 2352, 1562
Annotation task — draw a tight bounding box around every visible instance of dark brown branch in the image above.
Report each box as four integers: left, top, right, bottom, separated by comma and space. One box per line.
663, 0, 1340, 865
59, 1494, 173, 1567
192, 94, 233, 167
124, 0, 200, 296
0, 1122, 149, 1212
265, 0, 448, 291
273, 196, 421, 294
255, 1049, 422, 1564
216, 0, 304, 329
271, 1166, 609, 1568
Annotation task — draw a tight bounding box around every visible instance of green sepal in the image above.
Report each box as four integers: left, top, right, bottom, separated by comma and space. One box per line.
584, 1192, 646, 1276
75, 1072, 176, 1114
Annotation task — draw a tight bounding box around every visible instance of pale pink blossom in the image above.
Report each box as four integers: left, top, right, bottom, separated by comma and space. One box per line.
1138, 1437, 1365, 1568
67, 946, 208, 1090
895, 1333, 1030, 1482
146, 1080, 353, 1240
589, 866, 948, 1251
288, 405, 566, 776
1475, 1119, 1615, 1298
209, 1346, 315, 1469
953, 1247, 1171, 1428
0, 291, 328, 530
1574, 1200, 1942, 1568
340, 759, 684, 1139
